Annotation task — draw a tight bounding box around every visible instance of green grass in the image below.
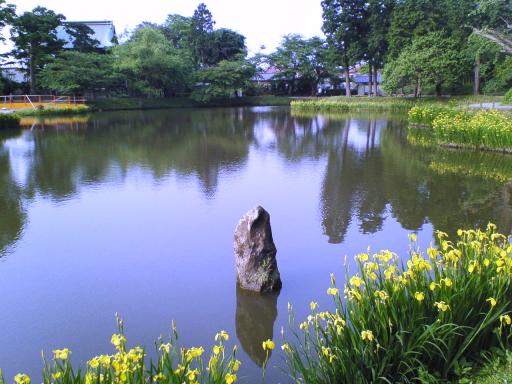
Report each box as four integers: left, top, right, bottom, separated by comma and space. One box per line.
469, 351, 512, 383
291, 96, 505, 113
88, 96, 292, 111
283, 226, 512, 383
16, 106, 91, 117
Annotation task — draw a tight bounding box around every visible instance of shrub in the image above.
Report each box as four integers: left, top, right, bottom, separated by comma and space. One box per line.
283, 225, 512, 383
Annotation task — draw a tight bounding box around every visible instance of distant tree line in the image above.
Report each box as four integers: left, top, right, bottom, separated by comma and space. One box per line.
0, 0, 511, 99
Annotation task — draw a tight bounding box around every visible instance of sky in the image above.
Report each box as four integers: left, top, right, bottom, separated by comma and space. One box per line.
6, 0, 325, 54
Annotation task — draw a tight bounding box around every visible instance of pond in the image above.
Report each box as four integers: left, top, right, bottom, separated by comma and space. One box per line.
0, 107, 511, 383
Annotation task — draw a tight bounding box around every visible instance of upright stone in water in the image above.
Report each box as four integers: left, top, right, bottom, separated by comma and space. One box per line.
234, 206, 282, 293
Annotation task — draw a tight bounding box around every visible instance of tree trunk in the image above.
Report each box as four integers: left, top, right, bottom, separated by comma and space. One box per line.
474, 53, 481, 95
373, 66, 379, 96
368, 64, 373, 97
435, 82, 442, 97
345, 67, 351, 97
29, 43, 36, 94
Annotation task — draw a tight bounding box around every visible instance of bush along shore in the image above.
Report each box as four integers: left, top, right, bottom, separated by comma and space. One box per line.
283, 225, 512, 383
408, 106, 512, 153
2, 225, 512, 383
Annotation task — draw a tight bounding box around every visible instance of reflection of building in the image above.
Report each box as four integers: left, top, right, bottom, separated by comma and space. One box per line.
56, 21, 117, 49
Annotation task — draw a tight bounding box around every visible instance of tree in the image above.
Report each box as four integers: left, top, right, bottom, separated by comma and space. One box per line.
0, 0, 15, 43
472, 0, 512, 54
64, 23, 100, 52
365, 0, 395, 95
163, 14, 193, 50
113, 26, 192, 97
382, 33, 468, 96
190, 3, 215, 66
207, 28, 246, 64
38, 51, 120, 95
191, 59, 255, 102
10, 6, 65, 93
267, 34, 329, 95
322, 0, 367, 96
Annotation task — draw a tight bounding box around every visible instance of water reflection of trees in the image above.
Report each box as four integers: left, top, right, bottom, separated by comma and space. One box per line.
0, 130, 26, 257
1, 108, 511, 256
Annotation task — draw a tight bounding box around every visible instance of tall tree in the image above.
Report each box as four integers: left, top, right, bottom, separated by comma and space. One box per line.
0, 0, 15, 43
190, 3, 215, 66
382, 32, 468, 96
113, 26, 192, 97
322, 0, 367, 96
267, 34, 329, 95
208, 28, 246, 64
10, 6, 65, 93
365, 0, 395, 95
38, 51, 120, 95
64, 23, 100, 53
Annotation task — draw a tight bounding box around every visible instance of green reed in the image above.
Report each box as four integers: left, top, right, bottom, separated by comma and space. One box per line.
282, 226, 512, 383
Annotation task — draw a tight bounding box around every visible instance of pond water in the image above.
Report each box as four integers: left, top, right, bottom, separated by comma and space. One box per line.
1, 107, 511, 383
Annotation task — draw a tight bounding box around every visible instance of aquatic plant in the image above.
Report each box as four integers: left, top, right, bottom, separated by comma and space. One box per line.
433, 109, 512, 150
408, 107, 512, 152
291, 97, 416, 112
282, 225, 512, 383
2, 318, 241, 384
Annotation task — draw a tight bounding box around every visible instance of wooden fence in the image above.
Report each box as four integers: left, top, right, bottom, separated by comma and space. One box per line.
0, 95, 87, 110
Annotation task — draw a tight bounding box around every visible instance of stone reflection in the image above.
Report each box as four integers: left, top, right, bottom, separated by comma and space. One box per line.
235, 285, 279, 366
0, 130, 26, 257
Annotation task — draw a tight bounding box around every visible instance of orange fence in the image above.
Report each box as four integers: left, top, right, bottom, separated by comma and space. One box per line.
0, 95, 87, 110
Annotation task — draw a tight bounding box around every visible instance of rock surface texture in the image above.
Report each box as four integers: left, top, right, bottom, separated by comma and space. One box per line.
234, 206, 282, 293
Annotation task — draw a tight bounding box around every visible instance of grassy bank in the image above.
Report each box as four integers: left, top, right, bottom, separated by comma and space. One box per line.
408, 107, 512, 153
15, 105, 91, 117
290, 95, 503, 113
88, 96, 292, 111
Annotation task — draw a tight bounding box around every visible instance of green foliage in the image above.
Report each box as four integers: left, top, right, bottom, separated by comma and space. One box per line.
283, 226, 512, 383
292, 96, 420, 112
383, 33, 469, 96
0, 114, 20, 129
483, 57, 512, 94
191, 60, 255, 103
266, 34, 329, 95
9, 6, 66, 92
504, 89, 512, 104
63, 23, 100, 52
38, 51, 120, 95
472, 351, 512, 383
113, 26, 192, 97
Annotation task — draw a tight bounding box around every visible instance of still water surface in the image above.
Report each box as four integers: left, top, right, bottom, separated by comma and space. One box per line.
1, 107, 511, 382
